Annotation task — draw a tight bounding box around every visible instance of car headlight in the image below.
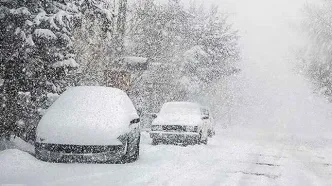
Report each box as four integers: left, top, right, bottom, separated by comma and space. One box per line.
151, 125, 163, 131
186, 126, 198, 132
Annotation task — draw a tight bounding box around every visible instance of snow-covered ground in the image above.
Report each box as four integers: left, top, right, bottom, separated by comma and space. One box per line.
2, 0, 332, 185
1, 130, 332, 185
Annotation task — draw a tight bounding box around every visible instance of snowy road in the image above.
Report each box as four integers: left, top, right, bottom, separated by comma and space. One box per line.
1, 129, 332, 185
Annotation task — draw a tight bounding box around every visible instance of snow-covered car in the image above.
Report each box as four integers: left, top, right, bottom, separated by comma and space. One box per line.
150, 102, 209, 145
35, 86, 141, 163
201, 107, 216, 137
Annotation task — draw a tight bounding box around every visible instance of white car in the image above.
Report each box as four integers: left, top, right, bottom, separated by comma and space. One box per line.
35, 86, 141, 163
150, 102, 209, 145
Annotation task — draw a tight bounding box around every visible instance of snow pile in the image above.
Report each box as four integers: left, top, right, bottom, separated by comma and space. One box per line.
11, 137, 35, 154
36, 86, 138, 145
1, 130, 331, 185
0, 136, 34, 154
0, 149, 37, 167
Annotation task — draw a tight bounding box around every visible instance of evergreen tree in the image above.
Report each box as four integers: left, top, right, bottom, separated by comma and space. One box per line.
302, 2, 332, 97
0, 0, 80, 141
73, 0, 115, 85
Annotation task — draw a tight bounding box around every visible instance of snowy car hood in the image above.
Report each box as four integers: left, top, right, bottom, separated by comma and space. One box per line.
152, 114, 202, 126
36, 86, 138, 146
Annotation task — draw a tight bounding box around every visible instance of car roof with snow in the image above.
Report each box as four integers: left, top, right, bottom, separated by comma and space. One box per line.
36, 86, 138, 145
159, 102, 202, 115
152, 102, 203, 126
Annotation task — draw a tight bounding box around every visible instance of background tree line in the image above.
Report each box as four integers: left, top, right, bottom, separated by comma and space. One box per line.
126, 0, 239, 116
0, 0, 239, 142
301, 1, 332, 98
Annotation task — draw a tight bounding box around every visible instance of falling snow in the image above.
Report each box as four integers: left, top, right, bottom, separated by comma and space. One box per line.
1, 0, 332, 185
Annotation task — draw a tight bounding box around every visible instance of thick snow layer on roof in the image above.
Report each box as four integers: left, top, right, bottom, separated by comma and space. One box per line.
34, 29, 57, 40
160, 102, 201, 115
152, 102, 202, 126
52, 58, 79, 68
36, 86, 138, 145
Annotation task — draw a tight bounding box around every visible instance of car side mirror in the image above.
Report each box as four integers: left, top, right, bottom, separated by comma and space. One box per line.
202, 116, 209, 120
151, 113, 158, 119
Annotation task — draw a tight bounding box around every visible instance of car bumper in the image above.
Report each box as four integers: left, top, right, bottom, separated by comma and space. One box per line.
35, 145, 127, 163
150, 131, 200, 144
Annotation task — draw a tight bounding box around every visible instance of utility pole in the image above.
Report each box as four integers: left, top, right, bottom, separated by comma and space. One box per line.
115, 0, 127, 59
105, 0, 129, 90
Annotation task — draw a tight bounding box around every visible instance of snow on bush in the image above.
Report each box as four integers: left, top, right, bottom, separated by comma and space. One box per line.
33, 29, 57, 41
179, 76, 201, 94
9, 7, 31, 17
25, 34, 35, 46
46, 93, 60, 107
183, 45, 209, 65
52, 58, 79, 68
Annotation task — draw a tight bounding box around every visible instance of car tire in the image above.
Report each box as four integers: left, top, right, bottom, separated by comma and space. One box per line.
35, 147, 41, 160
198, 131, 208, 145
124, 135, 140, 163
208, 129, 213, 137
35, 147, 48, 162
201, 138, 208, 145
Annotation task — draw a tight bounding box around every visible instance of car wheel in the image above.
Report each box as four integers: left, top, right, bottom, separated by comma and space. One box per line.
124, 135, 140, 163
35, 147, 48, 162
197, 131, 202, 145
35, 147, 41, 160
201, 138, 208, 145
208, 129, 213, 137
198, 131, 208, 145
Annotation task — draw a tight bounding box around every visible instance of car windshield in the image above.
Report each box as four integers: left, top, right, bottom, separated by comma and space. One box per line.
2, 0, 332, 185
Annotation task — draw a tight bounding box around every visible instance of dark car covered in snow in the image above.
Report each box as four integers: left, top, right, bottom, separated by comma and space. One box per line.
35, 86, 141, 163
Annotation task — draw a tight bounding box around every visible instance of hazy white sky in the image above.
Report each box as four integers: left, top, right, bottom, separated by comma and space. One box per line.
200, 0, 311, 73
198, 0, 328, 134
